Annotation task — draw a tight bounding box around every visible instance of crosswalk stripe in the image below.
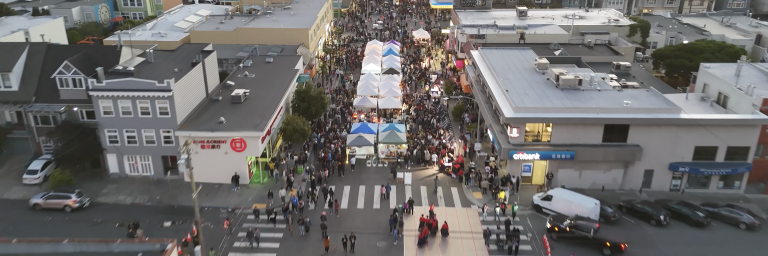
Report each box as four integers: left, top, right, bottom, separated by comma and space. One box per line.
487, 245, 533, 251
481, 225, 525, 230
228, 253, 277, 256
489, 234, 530, 241
373, 185, 381, 209
237, 232, 284, 238
233, 242, 280, 248
341, 185, 351, 209
357, 185, 365, 209
243, 223, 286, 228
420, 186, 428, 206
405, 185, 413, 203
324, 186, 335, 209
436, 186, 445, 207
247, 215, 284, 220
450, 187, 462, 208
390, 186, 397, 209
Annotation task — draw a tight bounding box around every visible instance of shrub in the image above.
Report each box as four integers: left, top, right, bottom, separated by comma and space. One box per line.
49, 168, 76, 189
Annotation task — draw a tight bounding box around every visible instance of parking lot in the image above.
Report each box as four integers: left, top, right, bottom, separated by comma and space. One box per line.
527, 201, 768, 256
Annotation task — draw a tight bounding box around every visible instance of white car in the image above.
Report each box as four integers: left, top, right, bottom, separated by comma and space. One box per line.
22, 155, 56, 185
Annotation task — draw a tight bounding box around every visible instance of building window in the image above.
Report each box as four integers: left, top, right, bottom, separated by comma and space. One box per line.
161, 129, 175, 146
648, 41, 658, 49
716, 91, 729, 109
130, 12, 145, 20
692, 146, 718, 161
56, 77, 85, 89
124, 129, 139, 146
78, 109, 96, 121
608, 0, 623, 5
692, 0, 704, 5
724, 146, 750, 161
567, 0, 577, 4
155, 0, 162, 4
602, 124, 630, 143
99, 99, 114, 117
122, 0, 143, 7
727, 0, 745, 8
686, 174, 711, 189
85, 12, 94, 22
118, 100, 133, 117
157, 11, 164, 16
646, 0, 656, 4
701, 83, 709, 94
665, 0, 675, 4
524, 123, 553, 142
718, 173, 744, 189
62, 15, 70, 25
156, 100, 170, 117
755, 144, 764, 158
32, 115, 60, 127
105, 129, 120, 145
137, 100, 152, 117
0, 73, 11, 89
142, 129, 157, 146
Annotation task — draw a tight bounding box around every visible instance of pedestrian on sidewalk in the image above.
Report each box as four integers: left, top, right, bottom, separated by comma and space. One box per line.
323, 236, 331, 254
350, 157, 356, 171
482, 203, 488, 220
253, 206, 260, 222
322, 184, 329, 203
298, 215, 306, 236
334, 200, 340, 217
483, 227, 491, 247
342, 235, 348, 252
408, 197, 415, 214
349, 232, 356, 253
273, 169, 279, 184
267, 189, 274, 205
329, 187, 335, 202
385, 183, 391, 199
298, 199, 305, 215
389, 214, 396, 233
279, 187, 287, 204
321, 222, 328, 238
393, 227, 399, 245
231, 173, 240, 191
398, 218, 404, 237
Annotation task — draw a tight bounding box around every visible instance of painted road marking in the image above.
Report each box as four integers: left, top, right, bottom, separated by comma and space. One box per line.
228, 253, 277, 256
390, 186, 397, 209
420, 186, 428, 207
324, 186, 335, 209
247, 215, 284, 220
489, 234, 530, 241
341, 185, 351, 209
437, 187, 446, 207
232, 242, 280, 248
242, 223, 286, 228
481, 225, 525, 230
237, 232, 283, 238
405, 185, 413, 204
451, 187, 462, 208
373, 185, 381, 209
357, 185, 365, 209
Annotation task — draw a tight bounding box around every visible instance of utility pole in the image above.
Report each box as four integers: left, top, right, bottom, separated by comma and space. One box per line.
180, 140, 205, 253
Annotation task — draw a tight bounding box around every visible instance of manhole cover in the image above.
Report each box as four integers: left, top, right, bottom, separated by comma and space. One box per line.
377, 241, 387, 247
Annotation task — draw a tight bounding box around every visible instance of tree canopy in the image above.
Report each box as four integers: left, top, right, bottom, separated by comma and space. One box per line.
46, 121, 104, 172
0, 3, 16, 17
279, 114, 311, 144
291, 84, 329, 121
651, 40, 748, 84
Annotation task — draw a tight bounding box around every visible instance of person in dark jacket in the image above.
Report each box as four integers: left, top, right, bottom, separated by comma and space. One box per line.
246, 228, 255, 248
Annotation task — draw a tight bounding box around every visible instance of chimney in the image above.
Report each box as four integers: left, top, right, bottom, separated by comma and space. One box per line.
255, 45, 260, 56
147, 50, 154, 62
96, 67, 105, 82
40, 34, 45, 42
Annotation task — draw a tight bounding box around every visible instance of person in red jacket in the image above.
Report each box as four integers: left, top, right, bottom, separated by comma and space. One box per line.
418, 215, 426, 231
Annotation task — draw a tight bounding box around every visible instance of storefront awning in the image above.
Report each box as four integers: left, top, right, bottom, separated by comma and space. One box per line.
668, 162, 753, 175
460, 74, 471, 93
429, 0, 453, 9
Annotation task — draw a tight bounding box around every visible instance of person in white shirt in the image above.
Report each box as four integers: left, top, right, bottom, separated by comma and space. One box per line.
350, 157, 356, 171
431, 153, 438, 167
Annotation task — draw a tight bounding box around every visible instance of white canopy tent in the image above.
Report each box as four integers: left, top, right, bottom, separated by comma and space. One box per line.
365, 48, 382, 57
362, 56, 382, 66
356, 86, 379, 97
379, 88, 403, 97
353, 96, 378, 108
365, 44, 382, 52
382, 60, 401, 69
358, 80, 378, 89
382, 75, 402, 83
378, 97, 402, 109
361, 63, 382, 75
366, 40, 383, 47
359, 73, 380, 83
412, 28, 431, 40
383, 44, 400, 52
382, 55, 401, 63
379, 81, 400, 91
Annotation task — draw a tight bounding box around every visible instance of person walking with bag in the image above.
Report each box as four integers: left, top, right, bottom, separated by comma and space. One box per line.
323, 236, 331, 254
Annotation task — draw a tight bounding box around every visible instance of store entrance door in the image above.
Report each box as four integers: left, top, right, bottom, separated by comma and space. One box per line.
521, 160, 548, 185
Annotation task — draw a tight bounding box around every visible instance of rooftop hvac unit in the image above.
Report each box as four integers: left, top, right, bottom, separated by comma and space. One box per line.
559, 76, 583, 86
549, 68, 568, 83
611, 62, 632, 72
534, 58, 550, 70
231, 89, 250, 103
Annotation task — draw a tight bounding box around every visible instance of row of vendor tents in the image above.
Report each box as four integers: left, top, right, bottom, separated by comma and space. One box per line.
346, 123, 406, 147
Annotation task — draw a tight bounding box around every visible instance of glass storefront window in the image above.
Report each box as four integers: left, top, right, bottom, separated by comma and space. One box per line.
685, 174, 711, 189
524, 123, 552, 142
718, 173, 744, 189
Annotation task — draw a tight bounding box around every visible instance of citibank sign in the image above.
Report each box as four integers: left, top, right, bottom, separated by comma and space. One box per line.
509, 151, 576, 160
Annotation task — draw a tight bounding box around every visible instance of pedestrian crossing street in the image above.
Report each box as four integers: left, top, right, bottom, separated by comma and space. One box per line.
473, 207, 534, 256
305, 185, 467, 210
228, 216, 288, 256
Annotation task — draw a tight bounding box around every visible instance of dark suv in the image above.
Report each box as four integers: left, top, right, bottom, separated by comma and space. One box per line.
547, 214, 627, 256
29, 189, 90, 212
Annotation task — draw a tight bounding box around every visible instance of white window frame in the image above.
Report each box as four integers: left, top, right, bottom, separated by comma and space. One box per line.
124, 129, 139, 146
118, 100, 133, 117
122, 0, 143, 7
161, 129, 175, 146
142, 129, 157, 146
84, 12, 95, 22
130, 12, 145, 20
665, 0, 675, 4
728, 0, 745, 7
100, 99, 115, 117
78, 109, 97, 121
56, 76, 85, 89
155, 0, 162, 4
0, 73, 12, 89
32, 114, 60, 127
647, 0, 656, 4
105, 129, 120, 146
648, 41, 659, 49
156, 100, 171, 117
137, 100, 152, 117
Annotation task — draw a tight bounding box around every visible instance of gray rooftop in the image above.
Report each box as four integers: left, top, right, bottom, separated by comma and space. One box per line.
700, 62, 768, 99
454, 8, 633, 26
195, 0, 329, 30
105, 4, 233, 42
641, 15, 709, 42
106, 44, 212, 82
0, 43, 27, 72
7, 0, 65, 9
0, 43, 48, 102
586, 62, 678, 94
179, 55, 302, 132
0, 16, 60, 39
53, 0, 111, 8
473, 47, 682, 114
480, 43, 620, 57
212, 44, 300, 59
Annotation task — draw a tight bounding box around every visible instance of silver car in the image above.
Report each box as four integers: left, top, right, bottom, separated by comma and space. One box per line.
29, 189, 90, 212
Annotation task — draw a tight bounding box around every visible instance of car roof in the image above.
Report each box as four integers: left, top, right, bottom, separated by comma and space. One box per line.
38, 154, 54, 160
51, 189, 81, 194
637, 200, 664, 211
27, 159, 49, 169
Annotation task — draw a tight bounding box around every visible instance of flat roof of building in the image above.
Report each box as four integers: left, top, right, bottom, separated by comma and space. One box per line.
641, 14, 708, 42
53, 0, 111, 8
196, 0, 327, 30
700, 62, 768, 99
586, 62, 678, 94
664, 93, 729, 115
212, 44, 300, 59
105, 4, 233, 42
7, 0, 65, 9
480, 43, 620, 57
680, 16, 753, 39
708, 14, 768, 34
454, 8, 633, 26
179, 54, 302, 132
472, 47, 681, 113
104, 43, 211, 83
0, 16, 59, 39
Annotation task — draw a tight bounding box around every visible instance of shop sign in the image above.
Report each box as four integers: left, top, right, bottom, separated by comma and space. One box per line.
230, 137, 247, 152
261, 107, 284, 144
509, 151, 575, 160
507, 126, 520, 138
668, 162, 752, 175
193, 140, 228, 150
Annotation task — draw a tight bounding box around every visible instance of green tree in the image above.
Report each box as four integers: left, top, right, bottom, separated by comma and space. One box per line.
451, 102, 466, 120
48, 168, 77, 189
291, 85, 329, 121
651, 40, 748, 84
627, 16, 651, 51
46, 121, 104, 173
66, 29, 83, 44
442, 80, 455, 96
73, 21, 107, 37
279, 114, 311, 144
31, 7, 41, 16
0, 3, 16, 17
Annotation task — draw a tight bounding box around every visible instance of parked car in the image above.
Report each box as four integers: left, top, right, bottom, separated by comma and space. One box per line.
617, 199, 670, 226
22, 155, 56, 185
29, 189, 90, 212
546, 214, 627, 256
598, 200, 621, 223
700, 202, 761, 230
532, 188, 601, 220
654, 199, 710, 227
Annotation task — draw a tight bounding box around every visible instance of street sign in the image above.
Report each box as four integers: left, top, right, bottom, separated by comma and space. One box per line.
474, 143, 481, 151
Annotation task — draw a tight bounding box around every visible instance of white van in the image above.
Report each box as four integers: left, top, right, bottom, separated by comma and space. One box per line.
532, 188, 600, 220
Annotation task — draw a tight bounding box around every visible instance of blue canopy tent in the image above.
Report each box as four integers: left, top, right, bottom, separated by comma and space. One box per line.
379, 123, 406, 133
383, 48, 400, 57
351, 122, 378, 134
385, 40, 401, 47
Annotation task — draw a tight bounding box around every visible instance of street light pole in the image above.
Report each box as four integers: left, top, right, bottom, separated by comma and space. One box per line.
180, 140, 205, 253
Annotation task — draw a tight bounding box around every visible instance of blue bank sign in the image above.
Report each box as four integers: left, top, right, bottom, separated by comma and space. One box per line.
509, 151, 575, 160
668, 162, 752, 175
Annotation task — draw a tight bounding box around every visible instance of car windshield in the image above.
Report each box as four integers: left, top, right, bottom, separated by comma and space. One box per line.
25, 169, 40, 175
75, 191, 84, 198
601, 205, 615, 213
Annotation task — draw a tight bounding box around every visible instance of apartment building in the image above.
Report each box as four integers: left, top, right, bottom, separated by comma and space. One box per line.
117, 0, 183, 19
